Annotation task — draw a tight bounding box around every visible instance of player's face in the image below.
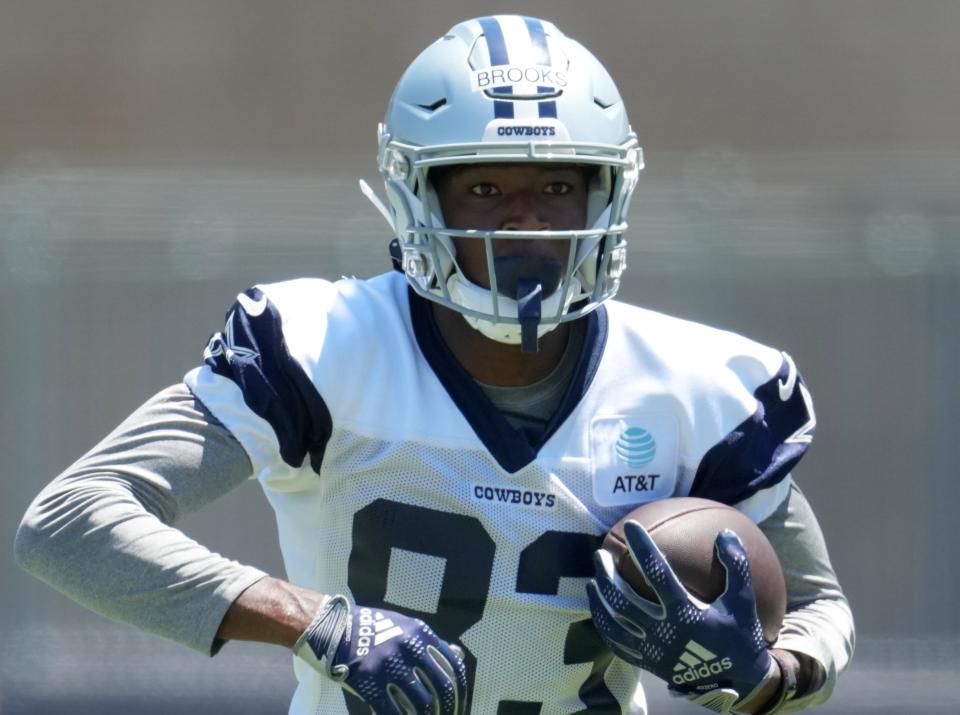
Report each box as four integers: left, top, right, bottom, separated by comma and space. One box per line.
434, 164, 589, 288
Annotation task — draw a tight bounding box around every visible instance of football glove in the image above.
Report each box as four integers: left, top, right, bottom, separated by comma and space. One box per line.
587, 522, 777, 713
294, 595, 468, 715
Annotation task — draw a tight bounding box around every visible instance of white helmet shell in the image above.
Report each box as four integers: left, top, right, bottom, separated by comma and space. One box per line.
373, 15, 643, 345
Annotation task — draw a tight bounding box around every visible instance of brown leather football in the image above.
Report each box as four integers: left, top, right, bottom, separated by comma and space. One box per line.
601, 496, 786, 644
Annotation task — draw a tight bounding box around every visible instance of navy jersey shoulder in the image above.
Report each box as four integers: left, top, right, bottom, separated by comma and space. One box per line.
690, 351, 817, 504
202, 281, 333, 472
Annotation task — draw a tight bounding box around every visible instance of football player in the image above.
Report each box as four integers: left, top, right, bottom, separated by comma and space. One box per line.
16, 15, 853, 714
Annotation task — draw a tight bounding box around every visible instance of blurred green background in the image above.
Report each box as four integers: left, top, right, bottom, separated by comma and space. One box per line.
2, 1, 958, 712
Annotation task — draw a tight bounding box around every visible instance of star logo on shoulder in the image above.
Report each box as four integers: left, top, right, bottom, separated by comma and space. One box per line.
203, 310, 260, 362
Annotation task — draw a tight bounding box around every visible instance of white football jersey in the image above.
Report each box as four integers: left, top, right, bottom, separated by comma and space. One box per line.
184, 270, 815, 715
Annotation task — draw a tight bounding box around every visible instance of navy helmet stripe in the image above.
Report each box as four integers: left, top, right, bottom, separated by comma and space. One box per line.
494, 86, 515, 119
524, 18, 559, 119
478, 17, 510, 66
478, 17, 513, 119
538, 90, 558, 118
523, 17, 551, 65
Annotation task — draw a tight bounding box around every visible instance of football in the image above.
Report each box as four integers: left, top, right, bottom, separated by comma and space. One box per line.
601, 497, 786, 644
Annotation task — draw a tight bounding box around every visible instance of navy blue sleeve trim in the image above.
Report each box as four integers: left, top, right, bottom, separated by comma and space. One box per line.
689, 354, 816, 505
203, 287, 332, 472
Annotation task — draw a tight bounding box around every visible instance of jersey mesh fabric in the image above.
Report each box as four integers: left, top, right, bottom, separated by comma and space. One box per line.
291, 427, 638, 714
185, 272, 813, 715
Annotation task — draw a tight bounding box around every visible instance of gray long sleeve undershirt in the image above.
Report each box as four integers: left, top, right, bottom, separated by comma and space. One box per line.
14, 383, 268, 655
15, 382, 853, 705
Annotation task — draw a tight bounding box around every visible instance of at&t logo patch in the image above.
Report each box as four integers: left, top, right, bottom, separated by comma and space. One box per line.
591, 415, 678, 507
616, 427, 657, 468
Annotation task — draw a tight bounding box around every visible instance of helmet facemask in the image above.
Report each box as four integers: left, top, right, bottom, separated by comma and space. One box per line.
363, 15, 643, 351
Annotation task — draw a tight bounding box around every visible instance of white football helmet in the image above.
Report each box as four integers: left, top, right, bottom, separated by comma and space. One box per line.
363, 15, 643, 350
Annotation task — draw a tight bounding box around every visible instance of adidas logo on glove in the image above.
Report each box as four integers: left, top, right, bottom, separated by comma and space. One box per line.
355, 608, 404, 657
671, 640, 733, 685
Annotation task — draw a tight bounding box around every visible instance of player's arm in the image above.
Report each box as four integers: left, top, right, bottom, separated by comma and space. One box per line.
757, 481, 855, 712
16, 381, 467, 714
15, 383, 267, 654
589, 521, 787, 714
217, 575, 325, 647
23, 281, 467, 712
219, 577, 469, 715
589, 352, 851, 712
588, 492, 851, 714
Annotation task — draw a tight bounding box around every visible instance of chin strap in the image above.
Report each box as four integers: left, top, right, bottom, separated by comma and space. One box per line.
388, 238, 403, 272
516, 278, 543, 353
493, 256, 563, 353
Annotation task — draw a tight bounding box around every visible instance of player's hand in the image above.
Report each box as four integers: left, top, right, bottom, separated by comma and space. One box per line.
587, 521, 776, 713
294, 595, 468, 715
